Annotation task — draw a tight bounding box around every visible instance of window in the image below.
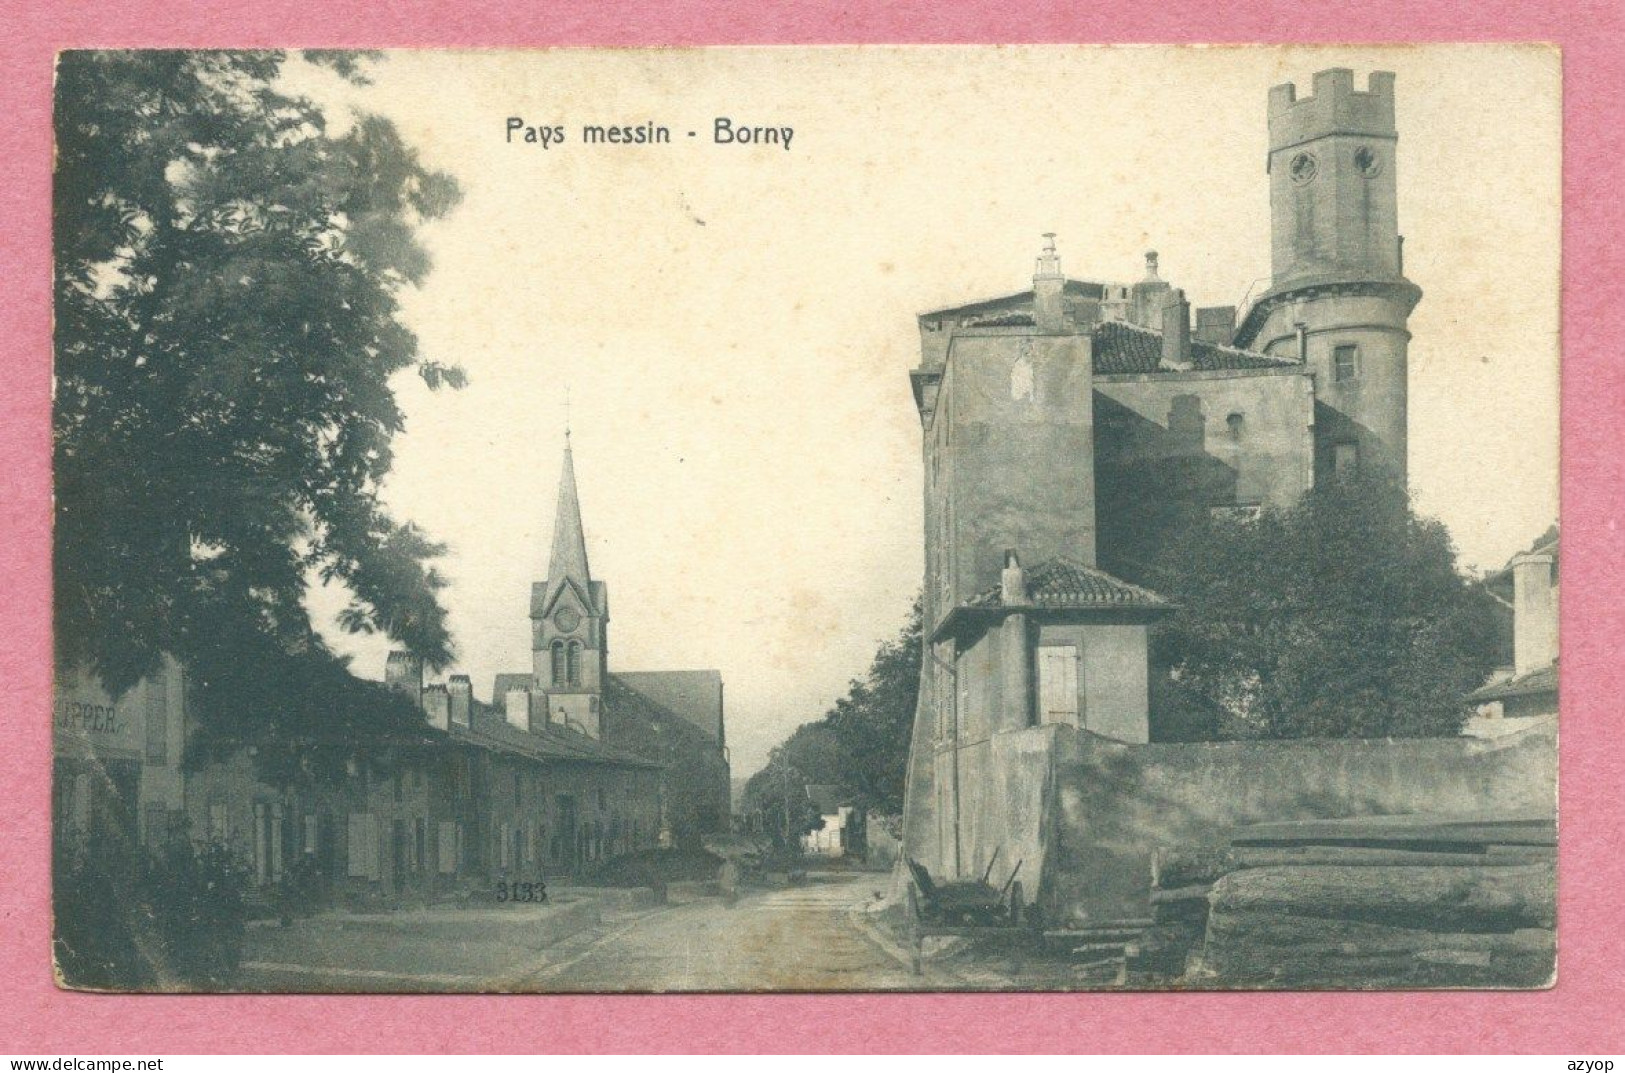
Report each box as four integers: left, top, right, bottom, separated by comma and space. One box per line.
1333, 344, 1358, 382
1334, 442, 1360, 477
551, 641, 566, 686
566, 642, 582, 686
1226, 412, 1245, 440
1037, 644, 1080, 726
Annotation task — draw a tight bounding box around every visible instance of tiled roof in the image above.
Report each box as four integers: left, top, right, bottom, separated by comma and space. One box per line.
1467, 663, 1558, 704
451, 702, 660, 769
1091, 320, 1298, 375
614, 670, 725, 744
603, 675, 722, 754
967, 558, 1170, 611
921, 279, 1107, 320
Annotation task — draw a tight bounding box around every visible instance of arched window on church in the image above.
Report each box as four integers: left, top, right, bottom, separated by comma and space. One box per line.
551, 641, 566, 686
566, 641, 582, 686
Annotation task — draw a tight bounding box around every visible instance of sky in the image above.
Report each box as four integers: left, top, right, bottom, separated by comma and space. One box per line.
288, 46, 1561, 778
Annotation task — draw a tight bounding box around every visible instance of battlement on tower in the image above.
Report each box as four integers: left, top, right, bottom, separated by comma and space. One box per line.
1268, 69, 1396, 153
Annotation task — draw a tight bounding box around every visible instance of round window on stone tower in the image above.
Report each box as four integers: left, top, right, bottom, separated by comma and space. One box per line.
1354, 146, 1382, 177
1289, 152, 1318, 185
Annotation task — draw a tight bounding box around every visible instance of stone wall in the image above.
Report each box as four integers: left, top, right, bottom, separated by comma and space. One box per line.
1045, 722, 1556, 924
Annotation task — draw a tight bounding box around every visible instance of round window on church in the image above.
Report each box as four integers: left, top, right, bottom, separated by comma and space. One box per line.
1354, 146, 1382, 177
554, 606, 581, 632
1289, 152, 1318, 185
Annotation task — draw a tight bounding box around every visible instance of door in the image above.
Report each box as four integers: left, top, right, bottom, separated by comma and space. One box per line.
1037, 644, 1080, 726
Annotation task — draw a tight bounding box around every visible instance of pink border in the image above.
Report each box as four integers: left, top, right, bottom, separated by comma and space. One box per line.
3, 1, 1621, 1055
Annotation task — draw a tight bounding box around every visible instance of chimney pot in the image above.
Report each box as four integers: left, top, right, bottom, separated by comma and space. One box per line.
1000, 549, 1028, 604
1033, 234, 1066, 331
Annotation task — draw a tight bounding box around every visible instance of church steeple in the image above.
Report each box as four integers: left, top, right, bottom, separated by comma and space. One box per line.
547, 437, 592, 592
531, 433, 609, 739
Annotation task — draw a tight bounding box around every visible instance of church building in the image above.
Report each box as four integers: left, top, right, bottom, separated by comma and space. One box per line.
483, 438, 733, 845
904, 69, 1421, 882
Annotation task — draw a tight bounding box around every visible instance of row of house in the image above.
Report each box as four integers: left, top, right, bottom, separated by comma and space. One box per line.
53, 441, 731, 903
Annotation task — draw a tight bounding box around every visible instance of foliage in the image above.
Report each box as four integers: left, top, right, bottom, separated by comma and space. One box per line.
1148, 474, 1511, 740
54, 829, 252, 990
53, 51, 463, 774
741, 744, 827, 850
271, 853, 327, 923
742, 596, 922, 825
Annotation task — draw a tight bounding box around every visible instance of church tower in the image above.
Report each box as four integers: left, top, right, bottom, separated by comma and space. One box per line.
531, 437, 609, 738
1234, 69, 1422, 483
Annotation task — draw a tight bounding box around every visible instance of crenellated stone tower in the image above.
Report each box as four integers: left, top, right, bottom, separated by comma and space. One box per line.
1234, 68, 1421, 484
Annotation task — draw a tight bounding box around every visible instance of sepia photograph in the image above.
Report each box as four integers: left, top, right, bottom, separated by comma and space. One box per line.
51, 45, 1560, 994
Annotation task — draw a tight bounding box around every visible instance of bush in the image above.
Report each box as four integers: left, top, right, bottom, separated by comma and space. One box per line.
54, 831, 251, 990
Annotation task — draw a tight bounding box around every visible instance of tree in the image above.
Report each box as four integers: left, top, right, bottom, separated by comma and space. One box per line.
1148, 474, 1510, 740
53, 51, 463, 775
742, 595, 922, 820
740, 744, 824, 852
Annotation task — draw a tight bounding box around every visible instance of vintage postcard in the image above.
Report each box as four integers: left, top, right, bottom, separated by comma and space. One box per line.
51, 45, 1559, 993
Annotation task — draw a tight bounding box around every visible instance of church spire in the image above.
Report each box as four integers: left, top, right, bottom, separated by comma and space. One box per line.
548, 437, 592, 588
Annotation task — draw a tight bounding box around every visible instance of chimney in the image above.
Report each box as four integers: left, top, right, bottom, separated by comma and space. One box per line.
1000, 549, 1028, 605
448, 675, 472, 728
1131, 250, 1172, 328
504, 687, 531, 732
1194, 305, 1238, 346
422, 684, 450, 731
1511, 551, 1559, 676
1161, 289, 1192, 370
385, 651, 423, 706
1033, 233, 1066, 332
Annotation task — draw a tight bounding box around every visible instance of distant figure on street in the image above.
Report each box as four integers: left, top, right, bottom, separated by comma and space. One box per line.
718, 858, 740, 907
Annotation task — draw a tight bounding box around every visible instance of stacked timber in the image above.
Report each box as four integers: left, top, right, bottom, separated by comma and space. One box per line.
1140, 816, 1556, 988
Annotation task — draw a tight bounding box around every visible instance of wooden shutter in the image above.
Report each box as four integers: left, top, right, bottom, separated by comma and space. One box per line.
1038, 645, 1079, 724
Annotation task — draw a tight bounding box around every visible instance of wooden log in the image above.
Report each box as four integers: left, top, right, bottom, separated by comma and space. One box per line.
1202, 910, 1554, 987
1225, 845, 1552, 871
1210, 864, 1555, 932
1230, 816, 1555, 849
1150, 884, 1213, 905
1153, 844, 1554, 898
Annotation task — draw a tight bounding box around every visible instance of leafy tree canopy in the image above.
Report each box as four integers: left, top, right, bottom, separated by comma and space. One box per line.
742, 596, 921, 822
1148, 475, 1511, 740
54, 50, 463, 775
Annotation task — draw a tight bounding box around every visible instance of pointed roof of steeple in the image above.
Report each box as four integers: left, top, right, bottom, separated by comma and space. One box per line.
547, 437, 592, 588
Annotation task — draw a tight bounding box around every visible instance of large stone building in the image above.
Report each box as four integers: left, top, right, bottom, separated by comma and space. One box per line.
903, 69, 1422, 883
